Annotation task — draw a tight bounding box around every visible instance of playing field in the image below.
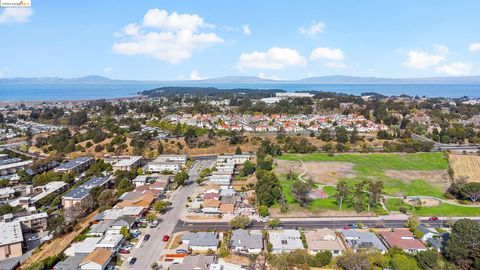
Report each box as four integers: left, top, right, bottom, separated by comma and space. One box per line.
449, 154, 480, 182
277, 152, 450, 198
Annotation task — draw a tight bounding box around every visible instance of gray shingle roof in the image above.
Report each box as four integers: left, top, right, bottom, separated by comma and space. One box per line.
182, 232, 219, 247
341, 230, 387, 251
231, 229, 263, 250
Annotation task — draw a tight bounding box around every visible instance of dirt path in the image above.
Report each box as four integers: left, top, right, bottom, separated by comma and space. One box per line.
21, 210, 98, 269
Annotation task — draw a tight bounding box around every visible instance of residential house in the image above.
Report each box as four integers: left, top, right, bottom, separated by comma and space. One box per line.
0, 159, 33, 176
106, 216, 136, 235
268, 230, 304, 254
219, 204, 235, 215
95, 234, 124, 252
202, 199, 221, 214
169, 255, 216, 270
65, 237, 102, 257
182, 232, 220, 251
305, 229, 345, 256
427, 233, 450, 253
230, 229, 263, 254
379, 229, 427, 253
116, 192, 155, 208
341, 230, 388, 254
0, 187, 16, 201
78, 248, 113, 270
3, 211, 48, 232
416, 225, 439, 242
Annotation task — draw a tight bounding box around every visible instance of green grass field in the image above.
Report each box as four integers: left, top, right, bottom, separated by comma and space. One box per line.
385, 198, 480, 217
278, 152, 448, 198
278, 175, 388, 215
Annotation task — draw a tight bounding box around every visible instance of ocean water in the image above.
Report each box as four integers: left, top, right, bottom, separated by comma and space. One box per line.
1, 82, 480, 101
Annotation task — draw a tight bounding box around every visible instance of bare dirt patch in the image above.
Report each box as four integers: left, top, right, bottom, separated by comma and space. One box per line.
274, 160, 355, 184
384, 170, 450, 189
449, 154, 480, 182
404, 197, 440, 207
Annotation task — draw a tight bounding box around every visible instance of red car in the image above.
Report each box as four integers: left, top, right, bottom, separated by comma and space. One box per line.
119, 249, 130, 254
429, 216, 439, 221
342, 226, 350, 230
163, 235, 170, 242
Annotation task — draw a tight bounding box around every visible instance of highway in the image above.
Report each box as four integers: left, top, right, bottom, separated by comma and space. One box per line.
411, 133, 480, 151
120, 158, 214, 270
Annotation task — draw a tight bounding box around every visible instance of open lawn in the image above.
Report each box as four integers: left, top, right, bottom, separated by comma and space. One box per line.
385, 198, 480, 217
278, 152, 449, 198
278, 176, 388, 215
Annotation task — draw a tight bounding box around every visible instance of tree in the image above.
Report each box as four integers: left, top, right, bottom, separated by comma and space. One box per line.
336, 180, 350, 210
235, 146, 242, 154
97, 189, 117, 208
151, 262, 159, 270
174, 170, 189, 186
153, 200, 169, 213
146, 212, 157, 223
415, 250, 439, 270
241, 160, 256, 176
267, 218, 281, 228
461, 182, 480, 203
292, 180, 312, 207
335, 126, 349, 144
255, 170, 282, 206
405, 215, 420, 231
391, 254, 420, 270
311, 251, 332, 267
157, 142, 164, 155
352, 182, 366, 212
445, 219, 480, 269
367, 180, 383, 211
120, 226, 131, 241
229, 215, 251, 229
258, 205, 269, 217
336, 251, 371, 270
320, 128, 332, 142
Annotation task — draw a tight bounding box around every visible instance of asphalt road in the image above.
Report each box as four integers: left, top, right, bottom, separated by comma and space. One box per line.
174, 219, 454, 233
120, 158, 214, 270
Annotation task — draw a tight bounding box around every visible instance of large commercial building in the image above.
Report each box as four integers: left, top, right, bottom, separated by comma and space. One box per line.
105, 156, 144, 172
146, 155, 187, 173
0, 158, 33, 176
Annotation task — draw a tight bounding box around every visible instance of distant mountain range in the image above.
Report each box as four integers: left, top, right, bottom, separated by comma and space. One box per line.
2, 74, 480, 84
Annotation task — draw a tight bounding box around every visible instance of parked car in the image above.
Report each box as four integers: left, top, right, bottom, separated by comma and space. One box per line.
176, 249, 188, 254
150, 220, 159, 228
119, 249, 130, 254
163, 235, 170, 242
144, 234, 150, 241
429, 216, 439, 221
129, 257, 137, 265
343, 226, 350, 230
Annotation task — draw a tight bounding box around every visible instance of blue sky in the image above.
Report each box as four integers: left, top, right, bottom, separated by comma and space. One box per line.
0, 0, 479, 80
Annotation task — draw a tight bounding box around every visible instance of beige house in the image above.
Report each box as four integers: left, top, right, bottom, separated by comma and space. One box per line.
305, 229, 345, 256
0, 221, 23, 260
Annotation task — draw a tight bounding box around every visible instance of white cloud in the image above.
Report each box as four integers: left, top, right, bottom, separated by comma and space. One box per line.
434, 44, 450, 54
299, 21, 325, 38
310, 47, 344, 61
242, 24, 251, 35
469, 43, 480, 52
142, 8, 210, 31
237, 47, 307, 70
103, 67, 114, 73
0, 8, 32, 23
258, 73, 280, 80
436, 62, 472, 76
189, 70, 206, 80
403, 50, 445, 70
113, 9, 223, 63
